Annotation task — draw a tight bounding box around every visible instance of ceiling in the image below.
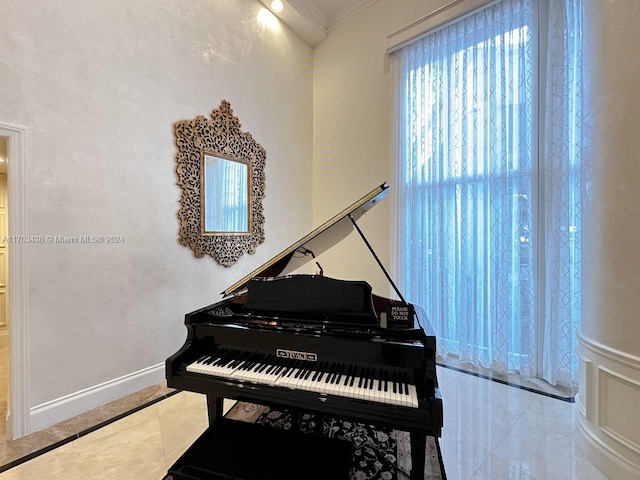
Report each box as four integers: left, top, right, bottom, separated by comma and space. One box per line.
257, 0, 379, 46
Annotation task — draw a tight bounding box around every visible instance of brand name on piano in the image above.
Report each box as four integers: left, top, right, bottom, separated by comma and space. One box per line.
276, 349, 318, 362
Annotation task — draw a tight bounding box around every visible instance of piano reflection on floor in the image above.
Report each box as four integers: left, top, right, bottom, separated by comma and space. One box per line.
166, 183, 443, 480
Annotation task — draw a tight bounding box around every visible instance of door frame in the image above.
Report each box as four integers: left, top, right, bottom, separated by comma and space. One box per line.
0, 123, 29, 438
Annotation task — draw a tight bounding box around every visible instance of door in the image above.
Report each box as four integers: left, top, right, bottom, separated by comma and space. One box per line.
0, 148, 7, 347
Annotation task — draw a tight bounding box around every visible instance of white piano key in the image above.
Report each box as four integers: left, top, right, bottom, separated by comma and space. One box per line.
187, 354, 422, 408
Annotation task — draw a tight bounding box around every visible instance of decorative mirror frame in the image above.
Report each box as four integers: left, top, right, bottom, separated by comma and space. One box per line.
175, 100, 266, 266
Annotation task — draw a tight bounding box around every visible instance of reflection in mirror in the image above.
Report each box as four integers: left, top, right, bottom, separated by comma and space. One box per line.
203, 153, 250, 233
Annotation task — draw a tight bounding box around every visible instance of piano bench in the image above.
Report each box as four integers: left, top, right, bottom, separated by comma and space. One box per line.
167, 417, 352, 480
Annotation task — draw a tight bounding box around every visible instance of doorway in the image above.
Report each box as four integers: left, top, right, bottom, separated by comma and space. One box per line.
0, 123, 27, 440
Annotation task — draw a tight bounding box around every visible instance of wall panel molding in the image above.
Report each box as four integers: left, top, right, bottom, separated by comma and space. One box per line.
598, 366, 640, 455
577, 332, 640, 479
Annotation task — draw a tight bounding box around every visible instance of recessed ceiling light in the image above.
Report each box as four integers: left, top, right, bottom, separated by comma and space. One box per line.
271, 0, 284, 13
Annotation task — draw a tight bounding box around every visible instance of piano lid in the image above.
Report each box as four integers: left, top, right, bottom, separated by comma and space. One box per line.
222, 182, 390, 297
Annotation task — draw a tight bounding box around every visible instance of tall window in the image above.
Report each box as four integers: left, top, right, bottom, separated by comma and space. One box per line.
392, 0, 583, 388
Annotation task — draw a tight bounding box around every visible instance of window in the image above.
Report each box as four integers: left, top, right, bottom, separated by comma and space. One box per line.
392, 0, 583, 388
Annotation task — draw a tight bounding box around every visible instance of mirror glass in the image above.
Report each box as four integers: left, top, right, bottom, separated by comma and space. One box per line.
203, 153, 250, 233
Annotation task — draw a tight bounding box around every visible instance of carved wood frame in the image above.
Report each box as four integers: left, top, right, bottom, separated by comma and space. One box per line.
175, 100, 266, 266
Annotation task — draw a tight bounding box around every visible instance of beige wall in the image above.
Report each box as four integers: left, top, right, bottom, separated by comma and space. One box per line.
0, 0, 312, 431
312, 0, 456, 296
577, 1, 640, 478
312, 1, 640, 477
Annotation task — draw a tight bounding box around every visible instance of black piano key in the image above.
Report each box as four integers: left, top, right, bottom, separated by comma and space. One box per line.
198, 348, 219, 365
383, 370, 389, 392
319, 364, 329, 383
318, 365, 330, 384
243, 355, 262, 371
350, 365, 358, 387
325, 364, 336, 383
256, 359, 272, 373
285, 363, 298, 377
203, 355, 217, 365
392, 370, 398, 394
333, 363, 346, 385
243, 353, 263, 371
266, 358, 283, 375
211, 349, 231, 366
264, 359, 278, 375
229, 352, 249, 368
273, 360, 288, 375
273, 358, 288, 374
325, 363, 337, 383
303, 367, 313, 380
196, 355, 211, 364
343, 365, 352, 386
311, 362, 324, 382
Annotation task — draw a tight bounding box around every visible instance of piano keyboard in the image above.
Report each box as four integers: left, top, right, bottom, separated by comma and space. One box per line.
185, 349, 419, 408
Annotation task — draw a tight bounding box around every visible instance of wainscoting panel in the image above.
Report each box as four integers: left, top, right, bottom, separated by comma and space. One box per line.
598, 366, 640, 455
577, 332, 640, 480
576, 353, 591, 419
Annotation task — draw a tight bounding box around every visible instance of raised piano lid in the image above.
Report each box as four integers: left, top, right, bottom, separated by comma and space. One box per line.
222, 182, 389, 297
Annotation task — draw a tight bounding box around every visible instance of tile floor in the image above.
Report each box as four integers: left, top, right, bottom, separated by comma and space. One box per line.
0, 366, 610, 480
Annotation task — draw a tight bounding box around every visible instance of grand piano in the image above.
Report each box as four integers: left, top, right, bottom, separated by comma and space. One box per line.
166, 183, 443, 480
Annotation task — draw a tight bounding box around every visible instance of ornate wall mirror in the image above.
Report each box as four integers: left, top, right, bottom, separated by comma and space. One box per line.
175, 100, 266, 266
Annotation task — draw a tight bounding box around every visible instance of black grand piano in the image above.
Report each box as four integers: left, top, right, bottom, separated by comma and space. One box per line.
166, 183, 443, 480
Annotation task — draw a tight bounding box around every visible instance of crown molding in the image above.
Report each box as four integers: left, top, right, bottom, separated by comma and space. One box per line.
288, 0, 327, 30
257, 0, 326, 46
326, 0, 379, 30
257, 0, 379, 47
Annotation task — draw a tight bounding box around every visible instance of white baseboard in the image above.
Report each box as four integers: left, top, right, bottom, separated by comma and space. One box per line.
29, 363, 165, 433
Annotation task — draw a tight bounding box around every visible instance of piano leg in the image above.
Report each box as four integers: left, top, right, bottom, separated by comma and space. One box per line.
409, 429, 427, 480
206, 395, 223, 424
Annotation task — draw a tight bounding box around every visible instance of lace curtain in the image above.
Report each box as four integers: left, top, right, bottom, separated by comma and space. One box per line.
204, 157, 249, 232
392, 0, 582, 388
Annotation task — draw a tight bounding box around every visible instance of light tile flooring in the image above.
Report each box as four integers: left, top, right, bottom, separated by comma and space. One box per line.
0, 366, 611, 480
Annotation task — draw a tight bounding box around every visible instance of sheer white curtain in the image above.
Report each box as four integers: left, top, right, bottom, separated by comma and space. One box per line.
392, 0, 583, 388
541, 0, 583, 387
204, 157, 249, 232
